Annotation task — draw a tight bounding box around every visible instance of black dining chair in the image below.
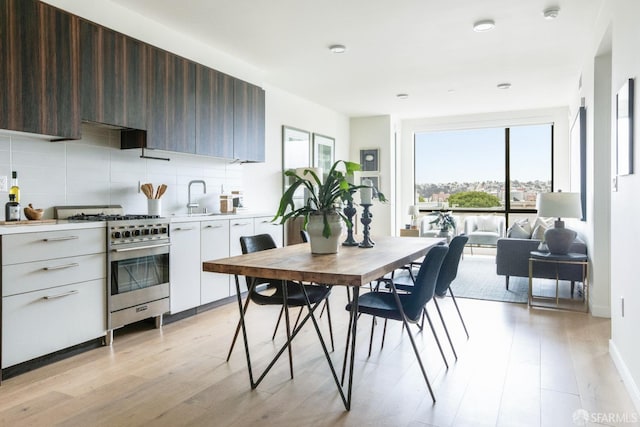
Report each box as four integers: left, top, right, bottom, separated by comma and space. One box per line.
391, 235, 469, 360
343, 244, 449, 403
226, 234, 334, 377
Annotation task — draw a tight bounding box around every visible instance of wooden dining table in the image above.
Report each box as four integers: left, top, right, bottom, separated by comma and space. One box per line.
202, 235, 444, 410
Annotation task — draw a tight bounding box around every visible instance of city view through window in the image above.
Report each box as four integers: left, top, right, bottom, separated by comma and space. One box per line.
414, 124, 552, 211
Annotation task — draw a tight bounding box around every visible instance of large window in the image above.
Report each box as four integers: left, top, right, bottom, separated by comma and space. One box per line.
414, 124, 552, 215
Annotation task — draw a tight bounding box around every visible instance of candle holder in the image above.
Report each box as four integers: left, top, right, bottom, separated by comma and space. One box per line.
359, 204, 374, 248
342, 200, 359, 246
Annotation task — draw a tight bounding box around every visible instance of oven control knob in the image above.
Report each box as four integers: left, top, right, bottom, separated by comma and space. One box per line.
123, 231, 132, 238
112, 231, 121, 239
133, 229, 141, 236
160, 227, 168, 234
151, 228, 159, 235
142, 228, 150, 235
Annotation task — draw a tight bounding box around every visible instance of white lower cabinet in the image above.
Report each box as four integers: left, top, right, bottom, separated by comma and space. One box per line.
168, 215, 284, 311
200, 220, 230, 304
2, 279, 105, 368
1, 227, 106, 369
228, 219, 254, 295
169, 222, 201, 313
254, 216, 283, 247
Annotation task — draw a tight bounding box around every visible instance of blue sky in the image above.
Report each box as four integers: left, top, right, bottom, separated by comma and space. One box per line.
414, 124, 552, 184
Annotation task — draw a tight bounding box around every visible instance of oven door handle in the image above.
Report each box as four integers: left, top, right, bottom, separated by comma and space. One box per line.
112, 243, 172, 253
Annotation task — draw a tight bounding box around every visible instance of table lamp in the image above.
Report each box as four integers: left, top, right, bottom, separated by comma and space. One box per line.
536, 191, 582, 254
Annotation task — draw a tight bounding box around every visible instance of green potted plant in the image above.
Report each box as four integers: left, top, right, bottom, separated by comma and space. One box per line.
274, 160, 385, 254
429, 210, 456, 235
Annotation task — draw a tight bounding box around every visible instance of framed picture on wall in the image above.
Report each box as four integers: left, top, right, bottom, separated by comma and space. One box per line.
360, 148, 379, 172
312, 133, 335, 175
616, 78, 635, 176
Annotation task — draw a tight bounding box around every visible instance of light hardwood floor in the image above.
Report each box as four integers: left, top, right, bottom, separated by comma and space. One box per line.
0, 292, 636, 427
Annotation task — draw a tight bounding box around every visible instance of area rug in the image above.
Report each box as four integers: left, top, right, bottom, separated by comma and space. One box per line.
452, 255, 528, 304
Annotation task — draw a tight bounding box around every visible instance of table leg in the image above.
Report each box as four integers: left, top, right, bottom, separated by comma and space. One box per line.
528, 259, 533, 306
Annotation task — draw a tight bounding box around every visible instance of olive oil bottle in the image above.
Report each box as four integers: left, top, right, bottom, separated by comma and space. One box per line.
9, 171, 20, 203
5, 194, 20, 221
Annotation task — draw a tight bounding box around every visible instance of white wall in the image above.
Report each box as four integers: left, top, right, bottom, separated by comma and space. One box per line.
607, 0, 640, 413
350, 116, 395, 236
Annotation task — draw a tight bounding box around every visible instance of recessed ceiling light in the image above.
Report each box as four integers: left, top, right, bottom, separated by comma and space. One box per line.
447, 89, 456, 94
497, 83, 512, 90
473, 19, 495, 32
329, 44, 346, 53
543, 6, 560, 20
396, 93, 409, 99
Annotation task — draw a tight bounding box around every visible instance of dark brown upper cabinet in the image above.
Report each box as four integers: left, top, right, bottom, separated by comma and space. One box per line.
80, 20, 146, 130
233, 79, 265, 162
122, 46, 196, 152
0, 0, 80, 139
195, 65, 234, 157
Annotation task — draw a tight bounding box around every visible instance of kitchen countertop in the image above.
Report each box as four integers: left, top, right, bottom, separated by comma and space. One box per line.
0, 220, 107, 235
0, 212, 276, 235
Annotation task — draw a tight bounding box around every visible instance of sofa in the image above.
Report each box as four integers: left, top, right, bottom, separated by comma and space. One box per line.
496, 218, 587, 290
463, 215, 505, 253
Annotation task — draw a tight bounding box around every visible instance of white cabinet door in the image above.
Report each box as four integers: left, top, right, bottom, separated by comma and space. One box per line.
228, 219, 254, 294
169, 222, 201, 313
2, 279, 105, 368
254, 216, 283, 247
200, 220, 230, 304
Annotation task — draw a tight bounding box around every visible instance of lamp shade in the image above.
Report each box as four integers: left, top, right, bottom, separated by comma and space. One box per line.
536, 192, 582, 219
407, 205, 419, 217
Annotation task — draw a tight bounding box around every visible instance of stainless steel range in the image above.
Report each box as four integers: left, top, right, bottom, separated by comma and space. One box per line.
55, 205, 170, 345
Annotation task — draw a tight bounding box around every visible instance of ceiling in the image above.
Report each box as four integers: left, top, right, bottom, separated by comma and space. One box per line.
109, 0, 604, 119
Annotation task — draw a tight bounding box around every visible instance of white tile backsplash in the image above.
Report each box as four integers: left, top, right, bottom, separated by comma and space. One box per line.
0, 124, 243, 220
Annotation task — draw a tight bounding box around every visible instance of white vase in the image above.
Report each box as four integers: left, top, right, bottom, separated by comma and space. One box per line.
306, 213, 344, 254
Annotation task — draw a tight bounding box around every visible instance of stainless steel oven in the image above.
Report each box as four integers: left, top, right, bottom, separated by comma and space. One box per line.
55, 205, 171, 345
108, 219, 171, 342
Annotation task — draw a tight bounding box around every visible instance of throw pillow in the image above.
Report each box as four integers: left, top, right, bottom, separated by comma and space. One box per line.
531, 223, 549, 241
476, 215, 497, 232
516, 218, 532, 235
507, 223, 531, 239
532, 217, 553, 230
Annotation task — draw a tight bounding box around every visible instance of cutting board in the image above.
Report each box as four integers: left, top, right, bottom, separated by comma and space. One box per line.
0, 219, 57, 225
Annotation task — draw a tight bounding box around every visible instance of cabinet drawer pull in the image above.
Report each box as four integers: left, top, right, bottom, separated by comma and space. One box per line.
42, 236, 79, 242
43, 290, 79, 300
204, 225, 223, 229
43, 262, 79, 271
232, 222, 251, 227
174, 227, 195, 231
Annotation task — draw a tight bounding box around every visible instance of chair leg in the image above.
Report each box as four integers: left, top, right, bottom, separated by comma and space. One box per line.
433, 298, 458, 360
449, 288, 469, 339
506, 276, 509, 290
424, 309, 449, 369
380, 318, 388, 351
387, 282, 436, 403
292, 307, 304, 331
368, 316, 376, 357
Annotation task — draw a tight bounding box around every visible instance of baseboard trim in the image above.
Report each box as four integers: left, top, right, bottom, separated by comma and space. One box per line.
609, 339, 640, 414
590, 303, 611, 318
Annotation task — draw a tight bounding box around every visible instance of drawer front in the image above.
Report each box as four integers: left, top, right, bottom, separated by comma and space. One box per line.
2, 253, 106, 297
2, 279, 106, 368
2, 228, 105, 265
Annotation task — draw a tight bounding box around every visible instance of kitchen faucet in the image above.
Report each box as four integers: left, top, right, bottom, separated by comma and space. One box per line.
187, 180, 207, 214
